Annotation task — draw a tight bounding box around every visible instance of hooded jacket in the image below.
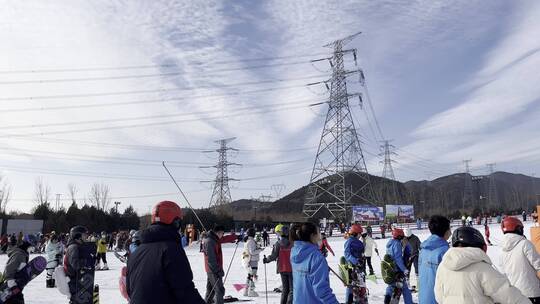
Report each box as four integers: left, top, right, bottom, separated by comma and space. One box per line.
418, 234, 449, 304
361, 235, 377, 257
202, 231, 237, 276
386, 239, 407, 273
242, 236, 262, 268
344, 237, 364, 265
266, 237, 292, 273
126, 224, 205, 304
501, 233, 540, 298
290, 241, 338, 304
4, 246, 29, 280
434, 247, 530, 304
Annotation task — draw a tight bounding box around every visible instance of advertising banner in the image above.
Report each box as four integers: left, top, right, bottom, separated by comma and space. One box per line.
385, 204, 415, 221
352, 205, 384, 222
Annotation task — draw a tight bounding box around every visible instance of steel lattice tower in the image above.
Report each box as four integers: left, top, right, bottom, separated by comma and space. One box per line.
203, 138, 240, 209
380, 140, 398, 203
486, 163, 499, 209
462, 159, 473, 209
303, 32, 376, 219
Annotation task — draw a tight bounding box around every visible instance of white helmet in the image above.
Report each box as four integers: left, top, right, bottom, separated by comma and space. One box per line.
403, 228, 412, 237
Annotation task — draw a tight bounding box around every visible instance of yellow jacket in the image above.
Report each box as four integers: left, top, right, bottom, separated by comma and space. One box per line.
96, 237, 108, 253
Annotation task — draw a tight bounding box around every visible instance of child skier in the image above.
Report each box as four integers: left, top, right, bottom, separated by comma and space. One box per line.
45, 233, 63, 288
319, 232, 335, 257
344, 224, 366, 304
383, 228, 414, 304
242, 228, 263, 297
264, 225, 293, 304
2, 235, 36, 304
361, 232, 378, 276
95, 232, 108, 270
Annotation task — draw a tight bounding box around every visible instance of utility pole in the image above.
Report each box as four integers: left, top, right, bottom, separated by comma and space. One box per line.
462, 159, 473, 210
380, 140, 398, 204
303, 32, 376, 220
114, 201, 121, 214
202, 138, 241, 210
486, 163, 498, 210
55, 194, 61, 211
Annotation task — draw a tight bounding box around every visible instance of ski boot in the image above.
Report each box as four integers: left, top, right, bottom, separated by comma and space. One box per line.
46, 278, 56, 288
101, 263, 109, 270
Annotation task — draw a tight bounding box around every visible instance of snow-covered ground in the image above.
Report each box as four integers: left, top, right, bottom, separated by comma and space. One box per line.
4, 219, 535, 304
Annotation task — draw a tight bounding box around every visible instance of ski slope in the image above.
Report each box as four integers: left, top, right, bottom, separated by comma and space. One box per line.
4, 219, 535, 304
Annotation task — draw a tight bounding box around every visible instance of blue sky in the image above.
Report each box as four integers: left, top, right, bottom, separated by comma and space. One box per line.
1, 0, 539, 213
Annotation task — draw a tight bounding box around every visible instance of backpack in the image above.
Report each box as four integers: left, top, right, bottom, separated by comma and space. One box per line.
277, 245, 292, 273
381, 254, 397, 284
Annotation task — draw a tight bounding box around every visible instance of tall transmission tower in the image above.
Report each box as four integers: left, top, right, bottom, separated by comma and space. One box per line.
380, 140, 398, 203
303, 32, 376, 219
201, 138, 240, 209
462, 159, 473, 210
486, 163, 498, 210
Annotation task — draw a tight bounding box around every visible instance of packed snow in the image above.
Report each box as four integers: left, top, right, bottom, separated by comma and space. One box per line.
3, 219, 535, 304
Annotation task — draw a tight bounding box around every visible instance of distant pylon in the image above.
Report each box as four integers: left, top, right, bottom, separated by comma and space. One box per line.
462, 159, 473, 210
303, 32, 376, 219
379, 140, 398, 203
486, 163, 499, 210
201, 138, 240, 209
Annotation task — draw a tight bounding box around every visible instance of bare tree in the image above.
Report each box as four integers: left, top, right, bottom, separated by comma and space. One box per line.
0, 175, 12, 213
34, 177, 51, 205
68, 183, 78, 205
89, 182, 111, 211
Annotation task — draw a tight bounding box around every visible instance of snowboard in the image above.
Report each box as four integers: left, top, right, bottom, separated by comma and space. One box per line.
113, 250, 127, 264
0, 256, 46, 303
72, 242, 97, 304
224, 295, 252, 302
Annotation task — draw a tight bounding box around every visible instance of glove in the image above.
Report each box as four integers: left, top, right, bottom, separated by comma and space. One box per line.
263, 257, 268, 264
216, 270, 225, 277
374, 249, 379, 255
404, 270, 409, 277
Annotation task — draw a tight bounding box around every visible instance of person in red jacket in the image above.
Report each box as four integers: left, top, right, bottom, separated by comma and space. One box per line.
203, 225, 238, 304
484, 223, 492, 245
319, 232, 335, 257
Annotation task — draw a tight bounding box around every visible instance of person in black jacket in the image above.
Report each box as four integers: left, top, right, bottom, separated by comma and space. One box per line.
127, 200, 205, 304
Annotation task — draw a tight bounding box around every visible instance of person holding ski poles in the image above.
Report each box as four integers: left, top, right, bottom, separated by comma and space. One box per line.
344, 224, 367, 304
383, 228, 414, 304
361, 231, 378, 276
127, 200, 205, 304
319, 232, 335, 257
264, 225, 293, 304
203, 225, 238, 304
501, 217, 540, 303
242, 228, 263, 297
290, 222, 339, 304
418, 215, 451, 304
435, 226, 531, 304
45, 232, 63, 288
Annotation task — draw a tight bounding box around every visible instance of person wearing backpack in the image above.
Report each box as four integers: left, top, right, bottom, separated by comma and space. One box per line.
264, 225, 293, 304
383, 228, 414, 304
501, 217, 540, 303
418, 215, 451, 304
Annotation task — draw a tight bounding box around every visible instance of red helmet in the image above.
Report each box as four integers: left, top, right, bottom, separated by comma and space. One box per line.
392, 228, 405, 239
501, 217, 524, 234
349, 224, 363, 235
152, 201, 183, 225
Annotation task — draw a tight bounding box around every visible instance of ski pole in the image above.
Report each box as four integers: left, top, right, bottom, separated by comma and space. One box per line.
162, 161, 207, 231
328, 266, 349, 286
264, 255, 268, 304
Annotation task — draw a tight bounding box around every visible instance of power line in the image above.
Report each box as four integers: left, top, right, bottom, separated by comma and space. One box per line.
0, 74, 326, 101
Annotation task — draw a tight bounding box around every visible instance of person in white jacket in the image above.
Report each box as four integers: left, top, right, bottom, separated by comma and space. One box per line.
361, 232, 378, 275
243, 228, 263, 297
501, 217, 540, 303
435, 226, 531, 304
45, 232, 63, 288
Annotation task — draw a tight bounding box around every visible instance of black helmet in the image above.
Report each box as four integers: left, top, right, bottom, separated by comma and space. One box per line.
69, 226, 88, 240
451, 227, 486, 249
247, 228, 256, 237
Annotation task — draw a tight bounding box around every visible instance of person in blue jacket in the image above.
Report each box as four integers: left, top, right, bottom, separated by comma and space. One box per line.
290, 222, 339, 304
418, 215, 451, 304
384, 228, 414, 304
344, 224, 365, 303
